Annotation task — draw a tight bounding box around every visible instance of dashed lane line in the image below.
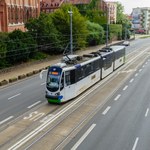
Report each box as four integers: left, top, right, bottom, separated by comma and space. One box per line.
130, 78, 134, 83
145, 108, 149, 117
71, 124, 96, 150
114, 94, 121, 101
0, 116, 14, 125
123, 85, 128, 91
102, 106, 111, 115
27, 101, 41, 109
135, 73, 138, 77
8, 93, 21, 100
132, 137, 139, 150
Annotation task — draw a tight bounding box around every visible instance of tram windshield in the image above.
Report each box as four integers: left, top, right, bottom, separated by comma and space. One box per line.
46, 67, 62, 92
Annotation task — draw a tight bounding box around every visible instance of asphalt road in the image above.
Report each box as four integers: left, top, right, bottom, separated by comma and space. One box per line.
0, 73, 47, 125
64, 56, 150, 150
0, 37, 150, 127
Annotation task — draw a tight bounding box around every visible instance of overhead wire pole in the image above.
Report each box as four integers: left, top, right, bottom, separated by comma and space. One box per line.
106, 4, 109, 48
68, 9, 73, 54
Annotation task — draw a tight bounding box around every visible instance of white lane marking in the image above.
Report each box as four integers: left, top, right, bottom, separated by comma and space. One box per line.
145, 108, 149, 117
135, 73, 138, 77
27, 101, 41, 109
130, 78, 134, 83
8, 83, 101, 150
145, 62, 148, 65
8, 47, 149, 150
139, 69, 142, 72
132, 137, 139, 150
8, 93, 21, 100
142, 65, 145, 68
0, 116, 14, 125
102, 106, 111, 115
114, 94, 121, 101
71, 124, 96, 150
41, 82, 46, 85
123, 85, 128, 91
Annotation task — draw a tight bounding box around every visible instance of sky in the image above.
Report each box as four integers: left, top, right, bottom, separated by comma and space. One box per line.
108, 0, 150, 14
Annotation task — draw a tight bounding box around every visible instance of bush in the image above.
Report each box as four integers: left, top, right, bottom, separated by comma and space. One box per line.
86, 21, 104, 46
0, 32, 9, 69
6, 30, 37, 64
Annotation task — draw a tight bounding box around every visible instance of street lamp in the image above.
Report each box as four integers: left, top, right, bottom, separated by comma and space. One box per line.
68, 10, 73, 54
106, 5, 110, 48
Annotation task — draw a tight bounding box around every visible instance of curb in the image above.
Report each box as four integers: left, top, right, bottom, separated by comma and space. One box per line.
0, 67, 49, 87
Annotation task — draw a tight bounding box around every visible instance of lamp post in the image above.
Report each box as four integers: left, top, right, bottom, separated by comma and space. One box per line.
106, 5, 110, 48
125, 24, 127, 40
68, 10, 73, 54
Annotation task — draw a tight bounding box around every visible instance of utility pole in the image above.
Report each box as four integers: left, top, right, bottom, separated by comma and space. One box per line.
125, 24, 127, 40
106, 5, 110, 48
68, 10, 73, 54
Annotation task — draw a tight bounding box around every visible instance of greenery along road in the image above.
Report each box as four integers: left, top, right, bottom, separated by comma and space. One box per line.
0, 2, 131, 69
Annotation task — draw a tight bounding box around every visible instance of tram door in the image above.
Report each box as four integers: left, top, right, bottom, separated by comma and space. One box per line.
64, 71, 75, 100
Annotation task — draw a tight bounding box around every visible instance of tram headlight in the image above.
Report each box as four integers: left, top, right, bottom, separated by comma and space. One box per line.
55, 92, 60, 96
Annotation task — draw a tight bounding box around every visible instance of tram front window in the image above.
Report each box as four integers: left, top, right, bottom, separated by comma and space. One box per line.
47, 75, 60, 92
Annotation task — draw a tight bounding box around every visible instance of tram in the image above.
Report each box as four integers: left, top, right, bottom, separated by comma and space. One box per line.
45, 45, 126, 103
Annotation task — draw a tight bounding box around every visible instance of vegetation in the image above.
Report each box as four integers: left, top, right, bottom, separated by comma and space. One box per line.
51, 4, 88, 51
116, 2, 131, 39
6, 30, 37, 64
0, 2, 130, 69
86, 21, 104, 46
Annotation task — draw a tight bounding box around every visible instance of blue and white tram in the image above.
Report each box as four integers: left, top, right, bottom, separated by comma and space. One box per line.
45, 45, 126, 103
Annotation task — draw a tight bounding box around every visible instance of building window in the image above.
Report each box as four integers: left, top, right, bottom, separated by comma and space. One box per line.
8, 7, 11, 24
15, 6, 18, 24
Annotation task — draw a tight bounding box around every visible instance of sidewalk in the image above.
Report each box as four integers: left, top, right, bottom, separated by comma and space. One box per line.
0, 42, 120, 86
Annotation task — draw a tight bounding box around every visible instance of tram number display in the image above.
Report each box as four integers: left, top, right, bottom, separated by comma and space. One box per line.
50, 72, 59, 75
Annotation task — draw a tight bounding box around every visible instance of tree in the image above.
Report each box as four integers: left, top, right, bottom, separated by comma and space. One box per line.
86, 10, 107, 25
51, 4, 88, 51
116, 2, 125, 24
25, 13, 61, 54
86, 21, 104, 46
0, 32, 8, 68
116, 2, 131, 40
6, 30, 37, 64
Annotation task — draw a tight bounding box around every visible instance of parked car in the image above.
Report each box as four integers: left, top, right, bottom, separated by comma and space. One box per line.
122, 41, 130, 46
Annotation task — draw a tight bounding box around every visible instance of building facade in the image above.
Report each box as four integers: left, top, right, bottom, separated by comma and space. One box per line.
40, 0, 108, 14
105, 1, 117, 24
0, 0, 40, 32
40, 0, 63, 13
140, 8, 150, 34
131, 7, 150, 34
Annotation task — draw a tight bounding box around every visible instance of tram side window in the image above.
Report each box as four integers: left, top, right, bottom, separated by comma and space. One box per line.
103, 54, 113, 70
65, 71, 71, 86
93, 60, 100, 71
60, 73, 64, 90
65, 70, 75, 86
70, 69, 75, 84
75, 67, 85, 81
85, 63, 94, 76
115, 49, 125, 59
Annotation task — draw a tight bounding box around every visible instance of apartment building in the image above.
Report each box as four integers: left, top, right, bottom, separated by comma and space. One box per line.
132, 7, 150, 34
105, 1, 117, 24
0, 0, 40, 32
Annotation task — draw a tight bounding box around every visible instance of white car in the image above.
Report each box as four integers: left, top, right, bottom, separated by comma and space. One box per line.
122, 41, 130, 46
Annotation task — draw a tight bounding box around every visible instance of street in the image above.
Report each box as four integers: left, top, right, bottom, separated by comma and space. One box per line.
0, 38, 150, 150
